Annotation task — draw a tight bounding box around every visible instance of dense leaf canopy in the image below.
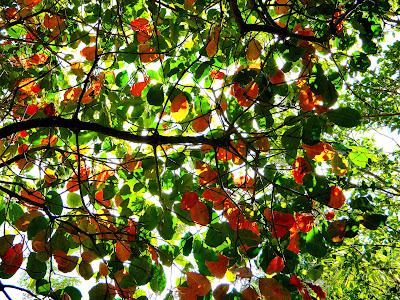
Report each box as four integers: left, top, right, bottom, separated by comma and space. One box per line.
0, 0, 399, 299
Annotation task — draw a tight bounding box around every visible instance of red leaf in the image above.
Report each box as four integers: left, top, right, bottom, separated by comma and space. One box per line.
190, 201, 210, 225
181, 192, 199, 210
302, 142, 334, 161
307, 283, 326, 299
266, 256, 285, 274
115, 241, 131, 262
264, 208, 295, 238
186, 272, 211, 296
43, 103, 56, 116
205, 254, 229, 278
328, 186, 345, 209
210, 70, 225, 79
292, 157, 312, 184
269, 70, 286, 84
1, 243, 23, 275
259, 278, 291, 300
130, 18, 149, 31
130, 81, 148, 97
287, 227, 300, 254
295, 213, 314, 233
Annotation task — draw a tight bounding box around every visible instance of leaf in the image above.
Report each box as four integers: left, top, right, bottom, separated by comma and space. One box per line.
78, 261, 94, 280
205, 254, 229, 278
259, 278, 291, 300
147, 83, 164, 106
1, 243, 23, 275
129, 257, 153, 285
139, 205, 161, 230
88, 283, 116, 300
115, 241, 131, 262
205, 223, 228, 247
186, 272, 211, 296
67, 193, 82, 208
350, 51, 371, 72
363, 214, 387, 230
326, 107, 361, 128
115, 70, 129, 87
190, 201, 210, 225
246, 39, 262, 61
266, 256, 285, 274
46, 191, 63, 215
150, 264, 166, 293
26, 253, 47, 279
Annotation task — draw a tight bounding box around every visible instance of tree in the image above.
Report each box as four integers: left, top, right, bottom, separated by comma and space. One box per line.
0, 0, 399, 299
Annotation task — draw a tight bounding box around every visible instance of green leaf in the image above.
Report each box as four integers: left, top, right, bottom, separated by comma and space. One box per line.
46, 191, 63, 215
116, 70, 129, 87
350, 51, 371, 72
147, 84, 164, 106
36, 279, 51, 296
26, 253, 47, 279
205, 223, 228, 247
305, 227, 328, 258
28, 216, 49, 240
150, 264, 166, 293
67, 193, 82, 208
157, 211, 176, 240
326, 107, 361, 128
129, 257, 153, 285
363, 214, 387, 230
89, 283, 114, 300
139, 205, 161, 230
281, 125, 302, 164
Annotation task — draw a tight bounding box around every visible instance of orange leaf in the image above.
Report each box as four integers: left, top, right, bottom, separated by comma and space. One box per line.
202, 187, 227, 209
246, 39, 262, 61
295, 213, 314, 233
130, 81, 148, 97
64, 87, 82, 102
20, 189, 45, 206
269, 70, 286, 85
205, 254, 229, 278
138, 43, 159, 63
266, 256, 285, 274
190, 201, 210, 225
44, 14, 64, 29
81, 46, 97, 61
287, 228, 300, 254
18, 78, 41, 95
130, 18, 149, 31
186, 272, 211, 296
328, 186, 345, 209
171, 93, 189, 122
1, 243, 23, 275
99, 262, 109, 277
192, 113, 211, 132
115, 241, 131, 262
292, 157, 312, 184
302, 142, 335, 162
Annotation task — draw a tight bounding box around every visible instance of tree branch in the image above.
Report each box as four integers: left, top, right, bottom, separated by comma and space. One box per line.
227, 0, 329, 43
0, 117, 226, 147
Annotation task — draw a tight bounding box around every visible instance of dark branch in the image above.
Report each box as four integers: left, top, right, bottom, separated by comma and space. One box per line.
0, 117, 226, 147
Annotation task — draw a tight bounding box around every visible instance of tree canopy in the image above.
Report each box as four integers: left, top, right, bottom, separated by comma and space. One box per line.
0, 0, 399, 299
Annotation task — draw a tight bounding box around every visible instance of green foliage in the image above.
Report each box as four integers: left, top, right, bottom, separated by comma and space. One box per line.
0, 0, 399, 299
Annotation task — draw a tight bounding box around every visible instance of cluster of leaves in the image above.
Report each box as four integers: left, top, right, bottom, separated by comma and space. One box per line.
0, 0, 399, 299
